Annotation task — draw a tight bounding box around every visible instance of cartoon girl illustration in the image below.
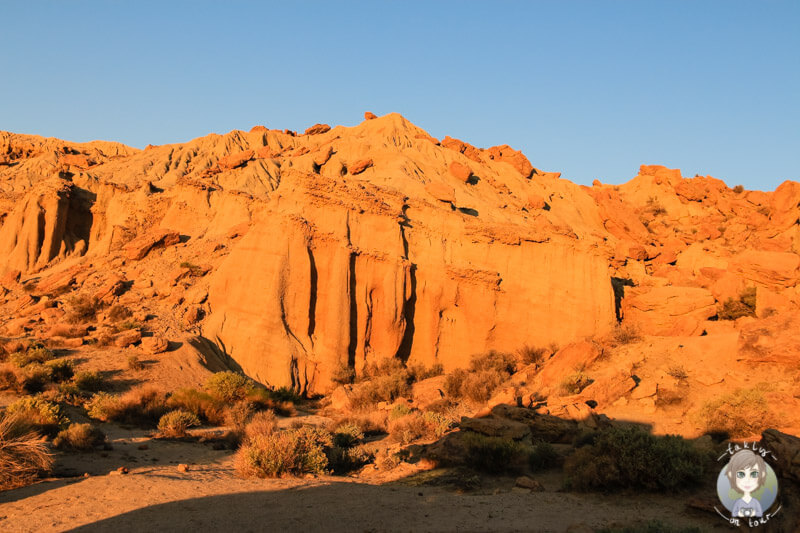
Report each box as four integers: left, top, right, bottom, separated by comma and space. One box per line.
725, 449, 767, 518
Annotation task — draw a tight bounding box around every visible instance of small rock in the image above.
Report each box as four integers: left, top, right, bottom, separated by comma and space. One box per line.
177, 463, 189, 472
515, 476, 545, 491
218, 150, 255, 170
364, 111, 377, 120
115, 329, 142, 348
111, 466, 129, 475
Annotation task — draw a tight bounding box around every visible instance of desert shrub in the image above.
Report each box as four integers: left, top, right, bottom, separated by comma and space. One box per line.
225, 400, 256, 433
326, 444, 373, 475
718, 287, 757, 320
157, 409, 201, 438
86, 386, 168, 427
332, 422, 364, 448
517, 345, 549, 367
107, 304, 132, 322
666, 365, 688, 381
46, 359, 75, 383
528, 441, 559, 472
444, 351, 517, 404
246, 388, 296, 417
407, 363, 444, 382
204, 371, 256, 403
5, 396, 64, 437
0, 364, 20, 392
559, 370, 593, 395
611, 323, 642, 345
168, 388, 226, 425
645, 196, 667, 216
17, 363, 54, 393
332, 413, 388, 437
64, 294, 100, 324
10, 345, 54, 367
127, 355, 144, 371
701, 385, 774, 438
114, 320, 141, 333
462, 432, 528, 474
235, 426, 332, 478
243, 411, 278, 443
0, 412, 53, 490
563, 426, 708, 492
732, 184, 744, 194
389, 403, 412, 421
73, 370, 106, 392
349, 362, 412, 409
330, 362, 356, 385
52, 423, 106, 451
267, 386, 302, 403
388, 411, 454, 445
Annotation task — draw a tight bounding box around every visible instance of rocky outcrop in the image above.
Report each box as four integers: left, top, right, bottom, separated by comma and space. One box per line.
621, 286, 716, 336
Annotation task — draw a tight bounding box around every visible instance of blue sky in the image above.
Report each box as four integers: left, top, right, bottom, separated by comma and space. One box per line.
1, 1, 798, 190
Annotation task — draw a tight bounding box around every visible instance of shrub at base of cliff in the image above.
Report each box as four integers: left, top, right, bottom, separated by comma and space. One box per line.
462, 432, 529, 474
388, 411, 456, 445
0, 413, 53, 491
444, 351, 517, 403
701, 385, 775, 438
157, 409, 202, 438
53, 423, 106, 451
563, 426, 709, 492
235, 426, 332, 478
167, 388, 226, 425
87, 386, 168, 427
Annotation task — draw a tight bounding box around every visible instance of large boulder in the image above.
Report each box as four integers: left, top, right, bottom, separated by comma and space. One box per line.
621, 286, 716, 336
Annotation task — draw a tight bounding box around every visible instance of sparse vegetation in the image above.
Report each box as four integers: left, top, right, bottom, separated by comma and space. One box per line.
64, 293, 100, 324
114, 320, 141, 332
701, 385, 774, 438
718, 286, 757, 320
107, 304, 132, 322
462, 432, 528, 474
9, 344, 54, 367
52, 423, 106, 451
388, 410, 455, 445
645, 196, 667, 216
167, 388, 226, 425
349, 359, 413, 409
157, 409, 201, 438
47, 359, 75, 382
72, 370, 106, 392
517, 345, 550, 367
528, 441, 559, 472
243, 411, 278, 443
559, 369, 593, 395
87, 386, 168, 427
235, 426, 332, 478
127, 355, 144, 371
0, 412, 53, 490
444, 351, 517, 403
330, 362, 356, 385
666, 365, 688, 381
563, 425, 709, 492
611, 323, 642, 345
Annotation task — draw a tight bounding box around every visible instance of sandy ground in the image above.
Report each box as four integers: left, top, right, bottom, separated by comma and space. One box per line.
0, 426, 729, 533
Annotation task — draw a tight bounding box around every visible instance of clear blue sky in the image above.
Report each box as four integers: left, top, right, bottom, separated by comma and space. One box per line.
1, 1, 798, 190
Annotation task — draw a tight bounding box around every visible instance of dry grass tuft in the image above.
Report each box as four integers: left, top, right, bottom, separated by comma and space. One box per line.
157, 409, 201, 438
52, 423, 106, 451
64, 294, 101, 324
0, 413, 53, 490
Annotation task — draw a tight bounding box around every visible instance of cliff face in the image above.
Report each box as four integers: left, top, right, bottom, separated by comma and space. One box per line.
1, 113, 798, 394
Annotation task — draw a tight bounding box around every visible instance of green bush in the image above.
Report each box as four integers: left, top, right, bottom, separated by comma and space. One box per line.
243, 410, 278, 443
388, 411, 455, 445
18, 363, 54, 393
204, 371, 256, 402
167, 388, 225, 425
46, 359, 75, 383
73, 370, 106, 392
349, 361, 412, 409
86, 387, 168, 427
462, 432, 528, 474
5, 396, 65, 436
235, 426, 332, 478
10, 345, 54, 367
528, 441, 559, 472
701, 385, 774, 438
563, 426, 709, 492
332, 422, 364, 448
53, 423, 106, 451
158, 409, 201, 438
444, 351, 517, 403
326, 444, 373, 475
718, 287, 757, 320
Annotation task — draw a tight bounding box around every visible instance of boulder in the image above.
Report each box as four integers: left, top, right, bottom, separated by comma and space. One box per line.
729, 250, 800, 288
124, 230, 181, 261
425, 182, 456, 203
349, 159, 373, 175
305, 123, 331, 135
515, 476, 545, 491
529, 341, 602, 396
218, 150, 254, 170
115, 329, 142, 348
486, 144, 534, 178
141, 335, 169, 354
411, 375, 446, 409
525, 193, 546, 211
313, 146, 334, 167
448, 161, 472, 183
621, 286, 716, 336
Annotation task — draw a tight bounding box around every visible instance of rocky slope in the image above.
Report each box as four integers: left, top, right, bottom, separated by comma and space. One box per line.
1, 113, 798, 409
